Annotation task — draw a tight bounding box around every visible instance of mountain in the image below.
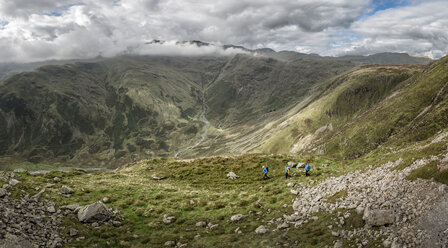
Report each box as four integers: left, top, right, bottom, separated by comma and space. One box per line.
0, 49, 444, 168
0, 53, 357, 167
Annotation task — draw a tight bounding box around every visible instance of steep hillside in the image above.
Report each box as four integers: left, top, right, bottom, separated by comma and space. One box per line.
205, 55, 356, 126
245, 55, 448, 161
0, 55, 227, 167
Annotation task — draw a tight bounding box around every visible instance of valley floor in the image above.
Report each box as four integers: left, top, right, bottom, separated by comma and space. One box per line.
0, 148, 448, 248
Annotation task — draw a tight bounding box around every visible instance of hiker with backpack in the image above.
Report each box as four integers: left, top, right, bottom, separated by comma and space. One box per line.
305, 163, 311, 176
285, 166, 291, 179
262, 166, 270, 180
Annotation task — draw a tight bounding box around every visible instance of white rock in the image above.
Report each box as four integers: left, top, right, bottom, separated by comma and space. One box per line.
8, 179, 20, 186
230, 214, 245, 222
255, 225, 270, 234
226, 172, 239, 179
163, 214, 176, 224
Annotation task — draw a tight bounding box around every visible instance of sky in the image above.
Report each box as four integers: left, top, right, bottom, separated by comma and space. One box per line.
0, 0, 447, 63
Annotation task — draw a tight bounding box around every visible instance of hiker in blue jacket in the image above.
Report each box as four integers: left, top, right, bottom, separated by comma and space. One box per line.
305, 163, 311, 177
285, 166, 291, 179
262, 166, 270, 180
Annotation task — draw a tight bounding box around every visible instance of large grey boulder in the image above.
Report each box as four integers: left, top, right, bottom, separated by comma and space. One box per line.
363, 208, 395, 226
227, 172, 239, 180
255, 225, 269, 234
77, 201, 112, 223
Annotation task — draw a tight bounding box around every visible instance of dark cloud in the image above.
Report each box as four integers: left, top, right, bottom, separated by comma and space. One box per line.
0, 0, 446, 62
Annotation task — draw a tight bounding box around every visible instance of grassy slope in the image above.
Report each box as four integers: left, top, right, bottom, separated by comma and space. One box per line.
5, 154, 380, 248
248, 64, 421, 155
320, 55, 448, 159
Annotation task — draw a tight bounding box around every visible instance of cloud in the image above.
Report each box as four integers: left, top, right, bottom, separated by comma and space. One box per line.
0, 0, 446, 62
345, 0, 448, 58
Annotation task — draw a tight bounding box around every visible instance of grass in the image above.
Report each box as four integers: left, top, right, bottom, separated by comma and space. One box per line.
407, 161, 448, 185
3, 154, 379, 248
326, 189, 348, 204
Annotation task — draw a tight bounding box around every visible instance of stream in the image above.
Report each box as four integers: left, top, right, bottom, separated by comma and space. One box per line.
174, 89, 210, 158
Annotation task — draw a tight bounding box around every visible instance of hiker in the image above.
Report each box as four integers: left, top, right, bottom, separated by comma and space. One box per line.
262, 166, 270, 180
305, 163, 311, 176
285, 166, 291, 179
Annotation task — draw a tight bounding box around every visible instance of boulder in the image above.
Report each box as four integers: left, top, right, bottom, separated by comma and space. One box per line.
296, 163, 306, 168
334, 240, 343, 248
61, 204, 80, 211
292, 200, 301, 211
227, 172, 239, 180
355, 206, 365, 215
61, 186, 75, 195
8, 179, 20, 186
77, 201, 112, 223
363, 208, 394, 226
277, 222, 289, 229
230, 214, 245, 222
112, 220, 122, 227
47, 205, 56, 213
69, 228, 78, 237
195, 221, 207, 227
290, 189, 300, 195
0, 188, 7, 197
287, 182, 296, 187
287, 161, 297, 167
322, 164, 329, 167
255, 225, 270, 234
163, 214, 176, 224
164, 241, 176, 247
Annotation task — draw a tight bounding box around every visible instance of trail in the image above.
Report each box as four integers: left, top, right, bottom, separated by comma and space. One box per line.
174, 88, 210, 158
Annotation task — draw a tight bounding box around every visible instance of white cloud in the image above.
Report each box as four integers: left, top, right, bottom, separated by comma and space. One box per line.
0, 0, 446, 62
